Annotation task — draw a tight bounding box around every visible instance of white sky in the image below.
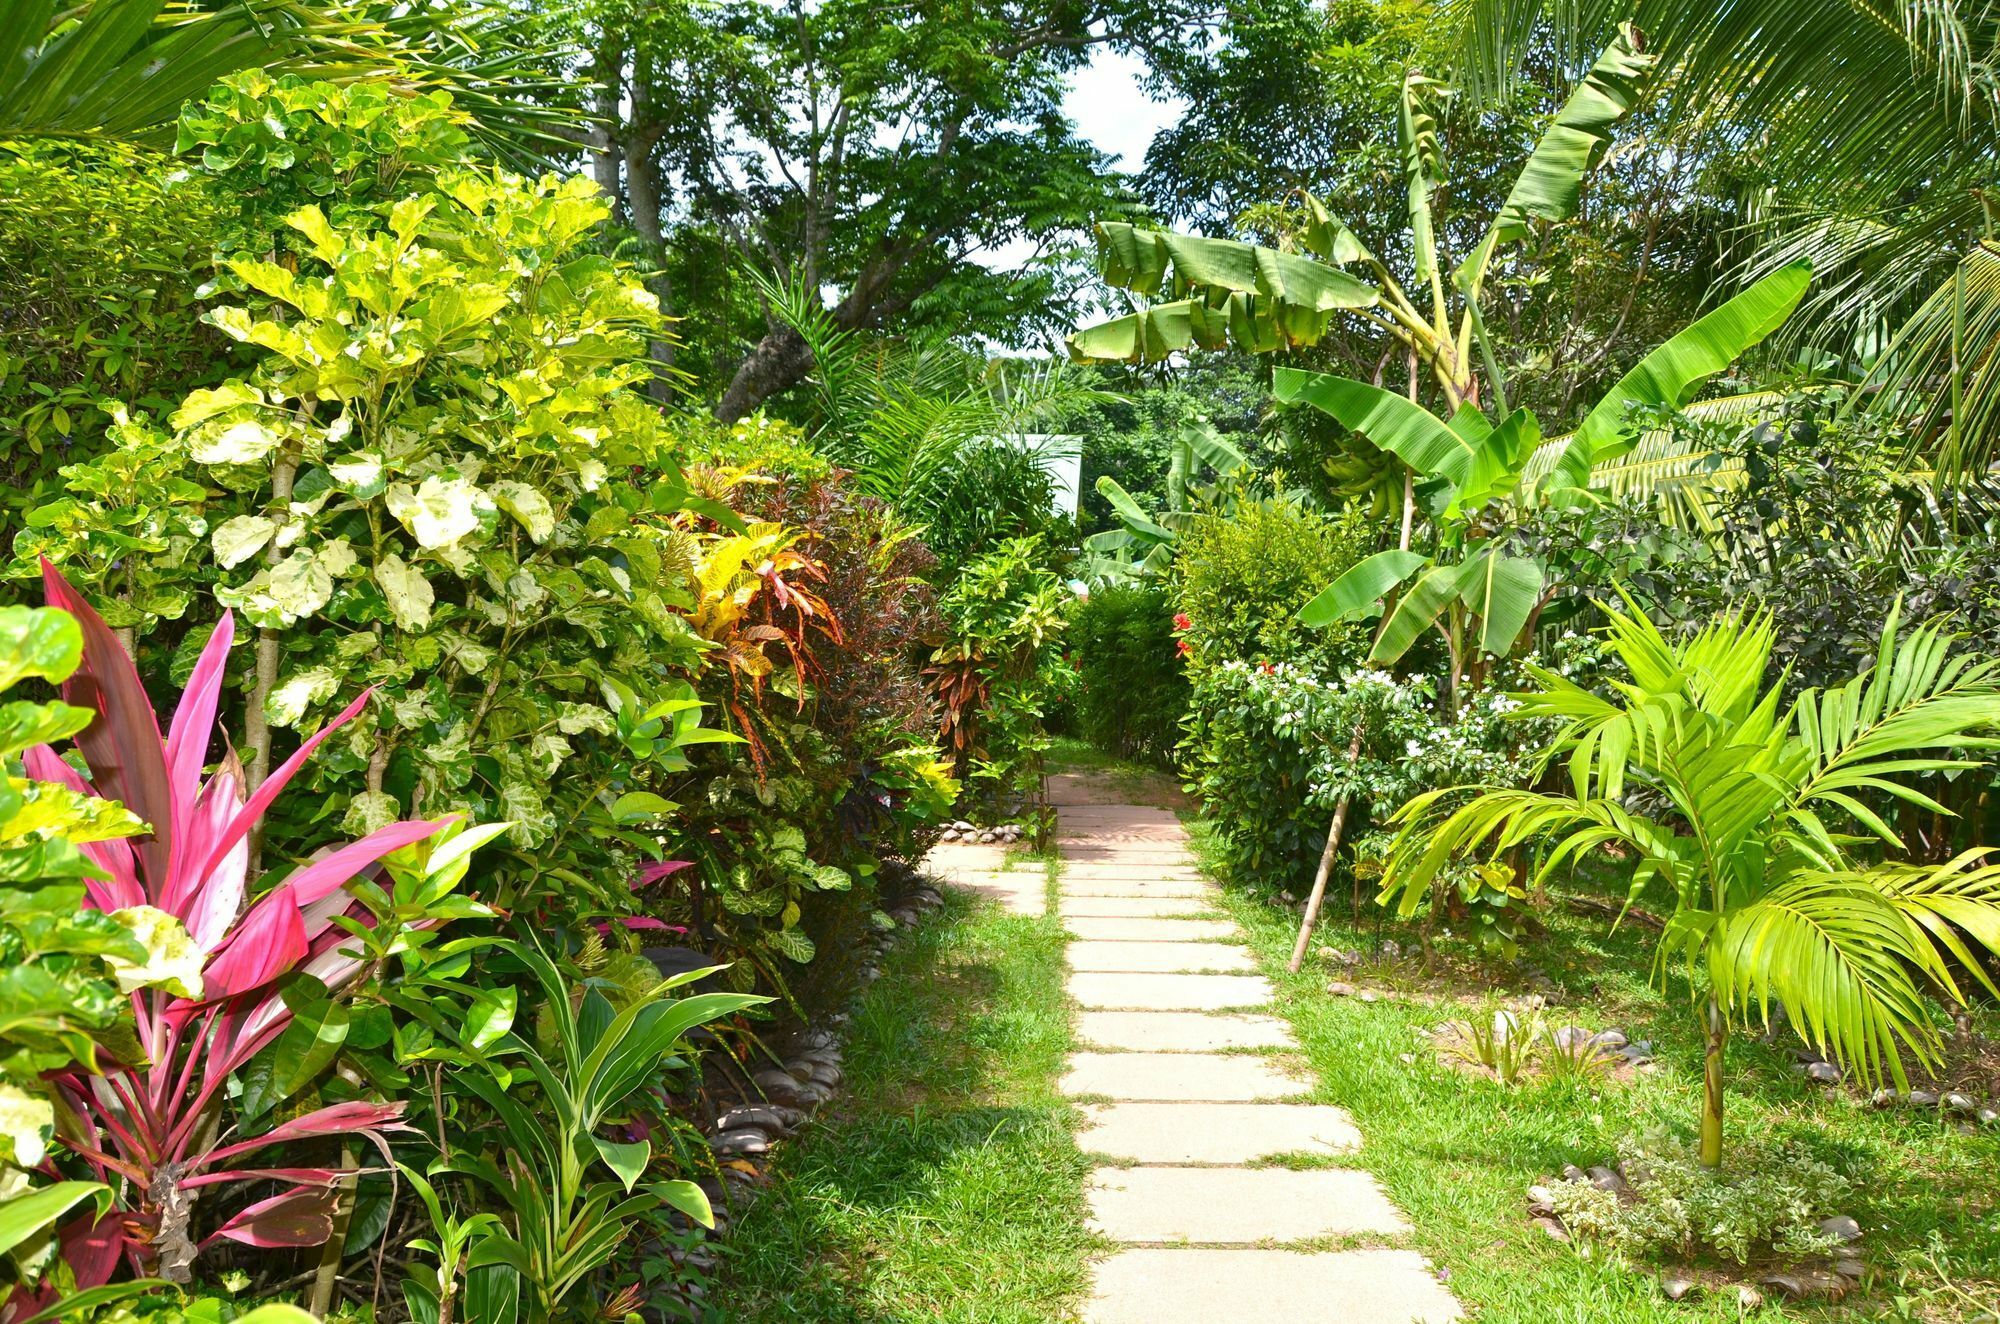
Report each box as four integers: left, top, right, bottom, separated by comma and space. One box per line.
972, 49, 1182, 274
1069, 48, 1181, 173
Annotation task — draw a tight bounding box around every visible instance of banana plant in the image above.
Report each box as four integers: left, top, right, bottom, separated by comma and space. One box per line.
1083, 422, 1248, 580
1289, 263, 1812, 692
1069, 26, 1655, 416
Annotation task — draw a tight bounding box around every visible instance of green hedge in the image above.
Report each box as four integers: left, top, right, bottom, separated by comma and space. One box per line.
1067, 583, 1189, 767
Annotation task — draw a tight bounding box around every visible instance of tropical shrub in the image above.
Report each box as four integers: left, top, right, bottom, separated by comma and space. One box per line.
932, 536, 1071, 818
29, 567, 465, 1288
1182, 659, 1550, 905
1066, 584, 1188, 767
0, 143, 229, 513
423, 941, 764, 1323
1172, 495, 1371, 672
18, 137, 727, 925
1381, 597, 2000, 1165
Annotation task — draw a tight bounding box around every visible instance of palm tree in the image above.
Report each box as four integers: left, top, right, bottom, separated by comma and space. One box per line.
1378, 595, 2000, 1165
1442, 0, 2000, 479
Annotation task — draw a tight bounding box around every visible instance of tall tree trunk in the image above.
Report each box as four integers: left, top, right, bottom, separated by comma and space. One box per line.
1699, 998, 1727, 1167
589, 38, 624, 209
714, 323, 815, 422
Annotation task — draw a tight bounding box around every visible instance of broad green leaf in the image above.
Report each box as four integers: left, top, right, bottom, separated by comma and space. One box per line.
0, 1081, 53, 1166
1096, 476, 1170, 541
1091, 222, 1379, 309
105, 905, 203, 999
0, 1181, 110, 1258
1455, 550, 1545, 656
376, 555, 435, 631
490, 481, 555, 543
266, 666, 338, 727
463, 985, 516, 1051
610, 791, 678, 824
1555, 264, 1811, 487
190, 418, 280, 466
653, 1178, 713, 1229
1369, 565, 1462, 664
1274, 369, 1479, 486
591, 1136, 650, 1193
1299, 550, 1431, 628
1448, 408, 1543, 516
1460, 26, 1653, 289
171, 380, 263, 429
386, 476, 487, 549
0, 606, 80, 690
212, 514, 278, 569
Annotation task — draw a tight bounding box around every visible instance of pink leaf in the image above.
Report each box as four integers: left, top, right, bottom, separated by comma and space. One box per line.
202, 1100, 410, 1169
42, 559, 172, 894
281, 816, 453, 910
196, 687, 375, 887
202, 1187, 337, 1250
200, 884, 308, 1000
182, 1166, 345, 1190
633, 859, 693, 889
58, 1210, 126, 1291
593, 917, 681, 934
176, 766, 248, 953
163, 613, 233, 891
24, 744, 143, 912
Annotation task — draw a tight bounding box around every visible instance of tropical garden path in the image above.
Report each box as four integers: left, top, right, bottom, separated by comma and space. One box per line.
1048, 772, 1462, 1324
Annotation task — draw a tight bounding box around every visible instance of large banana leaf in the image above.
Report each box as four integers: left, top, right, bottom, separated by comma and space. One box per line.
1298, 549, 1431, 628
1550, 263, 1811, 488
1069, 226, 1381, 363
1273, 369, 1483, 486
1458, 24, 1653, 290
1455, 547, 1544, 655
1371, 564, 1464, 662
1094, 223, 1381, 309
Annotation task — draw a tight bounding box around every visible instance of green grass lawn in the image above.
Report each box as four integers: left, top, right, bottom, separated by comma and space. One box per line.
1187, 811, 2000, 1324
720, 877, 1097, 1323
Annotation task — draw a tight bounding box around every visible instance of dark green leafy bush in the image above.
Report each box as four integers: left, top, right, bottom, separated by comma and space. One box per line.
1066, 583, 1188, 767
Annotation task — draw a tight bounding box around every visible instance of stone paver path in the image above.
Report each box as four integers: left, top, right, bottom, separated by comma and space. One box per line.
1048, 772, 1461, 1324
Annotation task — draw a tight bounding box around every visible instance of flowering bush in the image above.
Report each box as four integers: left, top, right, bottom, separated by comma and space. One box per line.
1185, 641, 1598, 922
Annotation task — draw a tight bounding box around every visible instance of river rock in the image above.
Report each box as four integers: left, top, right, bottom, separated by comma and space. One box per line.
1326, 981, 1356, 997
1587, 1165, 1628, 1194
1818, 1215, 1862, 1243
1589, 1028, 1628, 1050
1661, 1274, 1697, 1301
1909, 1089, 1940, 1107
1804, 1062, 1843, 1084
1944, 1091, 1977, 1113
710, 1128, 770, 1156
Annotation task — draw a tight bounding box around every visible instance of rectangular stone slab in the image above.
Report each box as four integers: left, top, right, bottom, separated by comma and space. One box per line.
1076, 1010, 1295, 1052
1064, 917, 1240, 942
1084, 1248, 1461, 1323
1079, 1102, 1362, 1164
1060, 879, 1214, 899
1061, 1052, 1306, 1101
944, 875, 1045, 917
1087, 1166, 1409, 1243
1059, 896, 1217, 919
1067, 972, 1272, 1011
1067, 941, 1256, 973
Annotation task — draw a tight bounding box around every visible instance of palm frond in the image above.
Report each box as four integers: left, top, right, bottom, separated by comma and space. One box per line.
0, 0, 574, 153
1710, 873, 1940, 1087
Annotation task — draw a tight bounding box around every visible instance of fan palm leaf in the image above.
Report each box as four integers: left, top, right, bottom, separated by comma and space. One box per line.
1378, 594, 2000, 1163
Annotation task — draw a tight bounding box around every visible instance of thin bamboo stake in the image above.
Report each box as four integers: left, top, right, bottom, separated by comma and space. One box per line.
1287, 720, 1366, 972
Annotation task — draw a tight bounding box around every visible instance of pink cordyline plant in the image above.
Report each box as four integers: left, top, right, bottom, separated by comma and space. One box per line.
30, 563, 450, 1288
